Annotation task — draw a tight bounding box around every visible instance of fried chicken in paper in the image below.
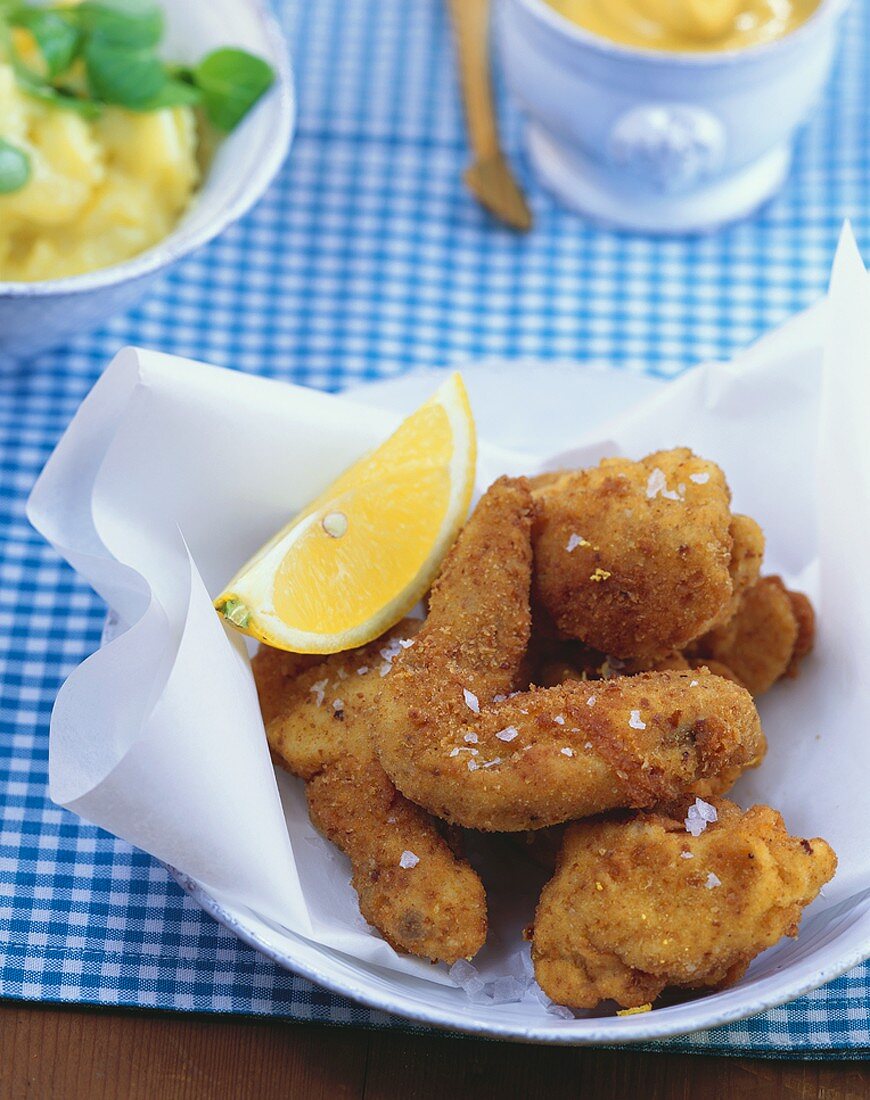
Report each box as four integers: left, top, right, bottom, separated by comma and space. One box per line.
253, 625, 487, 965
532, 798, 836, 1010
374, 477, 765, 832
531, 449, 763, 661
689, 575, 814, 696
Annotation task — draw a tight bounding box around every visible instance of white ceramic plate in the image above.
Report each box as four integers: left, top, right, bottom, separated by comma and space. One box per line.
164, 359, 870, 1045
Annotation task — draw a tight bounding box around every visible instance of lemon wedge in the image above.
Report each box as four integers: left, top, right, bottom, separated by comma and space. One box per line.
215, 372, 476, 653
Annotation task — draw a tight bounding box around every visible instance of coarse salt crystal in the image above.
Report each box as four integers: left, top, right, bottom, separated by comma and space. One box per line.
357, 666, 369, 676
496, 726, 519, 742
690, 679, 699, 687
378, 637, 407, 676
554, 715, 565, 725
685, 797, 718, 836
646, 468, 666, 498
490, 976, 524, 1004
646, 467, 682, 501
481, 757, 502, 769
465, 978, 490, 1003
492, 694, 507, 703
332, 699, 344, 711
400, 638, 415, 648
628, 709, 646, 730
706, 872, 721, 889
680, 851, 694, 859
560, 747, 574, 757
449, 747, 460, 757
399, 850, 419, 869
690, 472, 710, 484
387, 816, 397, 824
508, 949, 535, 980
310, 678, 328, 706
587, 696, 597, 707
464, 732, 479, 744
467, 759, 479, 771
463, 688, 480, 714
449, 959, 479, 986
584, 741, 593, 750
566, 533, 587, 553
531, 982, 553, 1007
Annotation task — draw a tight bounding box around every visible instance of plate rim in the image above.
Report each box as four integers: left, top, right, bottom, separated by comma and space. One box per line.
167, 865, 870, 1045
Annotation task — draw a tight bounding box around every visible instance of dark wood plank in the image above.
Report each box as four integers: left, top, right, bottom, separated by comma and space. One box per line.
363, 1029, 869, 1100
0, 1002, 368, 1100
1, 1002, 867, 1100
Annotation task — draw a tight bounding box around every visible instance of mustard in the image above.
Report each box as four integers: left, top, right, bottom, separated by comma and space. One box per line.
545, 0, 821, 51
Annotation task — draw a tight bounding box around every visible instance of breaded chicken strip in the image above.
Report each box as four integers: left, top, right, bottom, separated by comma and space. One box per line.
688, 576, 814, 696
723, 513, 766, 622
375, 478, 766, 832
532, 799, 836, 1010
786, 589, 816, 676
531, 449, 763, 660
253, 626, 487, 965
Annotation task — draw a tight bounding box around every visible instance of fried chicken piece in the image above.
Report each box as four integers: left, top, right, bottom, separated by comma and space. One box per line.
253, 625, 487, 965
786, 589, 816, 677
686, 658, 746, 688
531, 449, 763, 661
532, 642, 690, 688
375, 478, 766, 832
723, 513, 766, 621
532, 799, 836, 1010
689, 576, 813, 696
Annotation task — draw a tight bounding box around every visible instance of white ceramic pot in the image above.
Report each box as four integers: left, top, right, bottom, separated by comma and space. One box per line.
0, 0, 295, 363
497, 0, 852, 233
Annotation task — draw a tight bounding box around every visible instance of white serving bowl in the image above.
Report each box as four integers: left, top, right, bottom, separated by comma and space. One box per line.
150, 351, 866, 1046
0, 0, 294, 362
497, 0, 851, 233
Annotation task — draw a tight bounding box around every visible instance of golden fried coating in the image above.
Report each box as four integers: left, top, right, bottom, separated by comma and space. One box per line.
531, 449, 753, 661
532, 799, 837, 1010
686, 658, 745, 688
375, 478, 766, 832
786, 589, 816, 677
253, 626, 487, 965
531, 640, 690, 688
724, 514, 765, 617
252, 647, 321, 728
689, 576, 812, 696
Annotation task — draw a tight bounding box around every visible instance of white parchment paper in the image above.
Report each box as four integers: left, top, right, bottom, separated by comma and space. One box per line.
27, 227, 870, 989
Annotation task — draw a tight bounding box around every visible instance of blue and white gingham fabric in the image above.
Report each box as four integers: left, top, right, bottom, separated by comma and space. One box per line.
1, 0, 868, 1058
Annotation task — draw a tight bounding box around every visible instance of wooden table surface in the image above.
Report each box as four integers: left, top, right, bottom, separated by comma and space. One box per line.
1, 1001, 866, 1099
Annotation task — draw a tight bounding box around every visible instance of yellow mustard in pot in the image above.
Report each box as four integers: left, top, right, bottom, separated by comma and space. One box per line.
545, 0, 821, 51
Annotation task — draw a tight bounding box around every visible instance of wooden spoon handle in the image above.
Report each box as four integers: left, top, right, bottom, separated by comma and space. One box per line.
447, 0, 500, 162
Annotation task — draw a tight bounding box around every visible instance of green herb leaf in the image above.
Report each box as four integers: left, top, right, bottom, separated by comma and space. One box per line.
84, 34, 167, 108
193, 47, 274, 132
23, 77, 102, 118
1, 20, 102, 118
76, 0, 163, 49
0, 137, 31, 194
10, 8, 81, 78
138, 77, 202, 110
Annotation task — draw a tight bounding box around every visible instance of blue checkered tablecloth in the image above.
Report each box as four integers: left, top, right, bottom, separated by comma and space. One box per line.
1, 0, 868, 1058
